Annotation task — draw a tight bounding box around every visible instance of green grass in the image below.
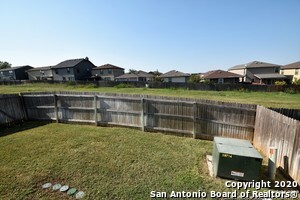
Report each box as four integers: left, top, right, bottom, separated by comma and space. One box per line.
0, 83, 300, 108
0, 122, 293, 199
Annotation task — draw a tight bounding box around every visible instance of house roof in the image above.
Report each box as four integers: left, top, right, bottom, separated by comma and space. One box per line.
26, 66, 52, 72
51, 58, 88, 69
116, 70, 153, 79
0, 65, 33, 72
160, 70, 190, 78
93, 64, 124, 70
229, 61, 281, 70
254, 73, 287, 79
282, 61, 300, 69
202, 70, 242, 79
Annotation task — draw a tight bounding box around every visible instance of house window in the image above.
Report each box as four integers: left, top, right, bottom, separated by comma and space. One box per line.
218, 78, 224, 84
62, 77, 66, 81
87, 68, 90, 72
37, 77, 40, 80
68, 77, 74, 81
67, 68, 70, 73
100, 70, 103, 75
0, 72, 3, 75
108, 69, 112, 74
275, 68, 279, 73
77, 69, 80, 73
55, 69, 58, 74
9, 70, 13, 74
296, 69, 299, 75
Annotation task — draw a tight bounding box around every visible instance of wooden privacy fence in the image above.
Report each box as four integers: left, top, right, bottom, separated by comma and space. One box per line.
254, 105, 300, 184
19, 91, 256, 140
0, 94, 25, 125
1, 92, 300, 184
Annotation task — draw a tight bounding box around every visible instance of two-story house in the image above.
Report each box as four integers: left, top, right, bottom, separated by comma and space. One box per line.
228, 61, 287, 84
281, 61, 300, 83
91, 64, 124, 81
51, 57, 96, 81
0, 65, 33, 80
27, 66, 53, 80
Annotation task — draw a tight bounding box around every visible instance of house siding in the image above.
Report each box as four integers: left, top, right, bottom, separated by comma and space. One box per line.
116, 77, 139, 82
0, 70, 15, 80
92, 68, 124, 81
281, 68, 300, 82
228, 69, 245, 82
208, 78, 240, 84
73, 60, 94, 80
53, 68, 75, 81
28, 69, 53, 80
163, 77, 188, 83
247, 67, 280, 74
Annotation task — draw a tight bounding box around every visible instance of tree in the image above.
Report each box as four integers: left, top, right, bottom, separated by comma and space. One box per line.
128, 69, 137, 74
0, 61, 12, 69
149, 70, 163, 82
188, 74, 201, 83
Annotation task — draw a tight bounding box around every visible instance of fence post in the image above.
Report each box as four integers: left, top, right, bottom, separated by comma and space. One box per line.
193, 102, 197, 139
18, 93, 28, 121
54, 94, 59, 123
141, 98, 145, 132
94, 95, 98, 126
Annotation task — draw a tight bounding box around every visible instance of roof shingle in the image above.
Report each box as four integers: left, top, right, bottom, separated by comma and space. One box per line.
202, 70, 242, 79
229, 61, 281, 70
160, 70, 190, 78
282, 61, 300, 69
93, 64, 124, 70
51, 58, 85, 69
0, 65, 33, 72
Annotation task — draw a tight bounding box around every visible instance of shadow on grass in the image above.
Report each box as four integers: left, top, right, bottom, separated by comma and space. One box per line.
0, 121, 50, 138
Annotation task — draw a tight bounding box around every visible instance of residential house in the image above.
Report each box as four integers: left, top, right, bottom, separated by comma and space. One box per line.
51, 57, 95, 81
160, 70, 190, 83
27, 66, 53, 80
115, 70, 153, 82
281, 61, 300, 83
202, 70, 242, 84
0, 65, 33, 80
91, 64, 124, 81
228, 61, 287, 84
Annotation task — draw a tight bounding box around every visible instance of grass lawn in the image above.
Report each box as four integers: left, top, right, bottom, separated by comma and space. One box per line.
0, 83, 300, 108
0, 122, 292, 200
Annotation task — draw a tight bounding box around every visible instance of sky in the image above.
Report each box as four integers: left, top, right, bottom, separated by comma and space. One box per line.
0, 0, 299, 73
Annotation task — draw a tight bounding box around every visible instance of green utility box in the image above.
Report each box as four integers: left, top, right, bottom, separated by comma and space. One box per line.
213, 137, 263, 181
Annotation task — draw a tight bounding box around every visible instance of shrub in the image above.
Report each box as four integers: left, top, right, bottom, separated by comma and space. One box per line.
285, 88, 296, 94
188, 74, 201, 83
238, 87, 249, 92
66, 81, 76, 86
293, 78, 300, 85
85, 83, 98, 88
202, 80, 211, 84
275, 81, 287, 85
114, 83, 134, 89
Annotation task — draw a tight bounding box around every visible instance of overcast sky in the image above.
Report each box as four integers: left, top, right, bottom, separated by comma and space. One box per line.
1, 0, 299, 73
